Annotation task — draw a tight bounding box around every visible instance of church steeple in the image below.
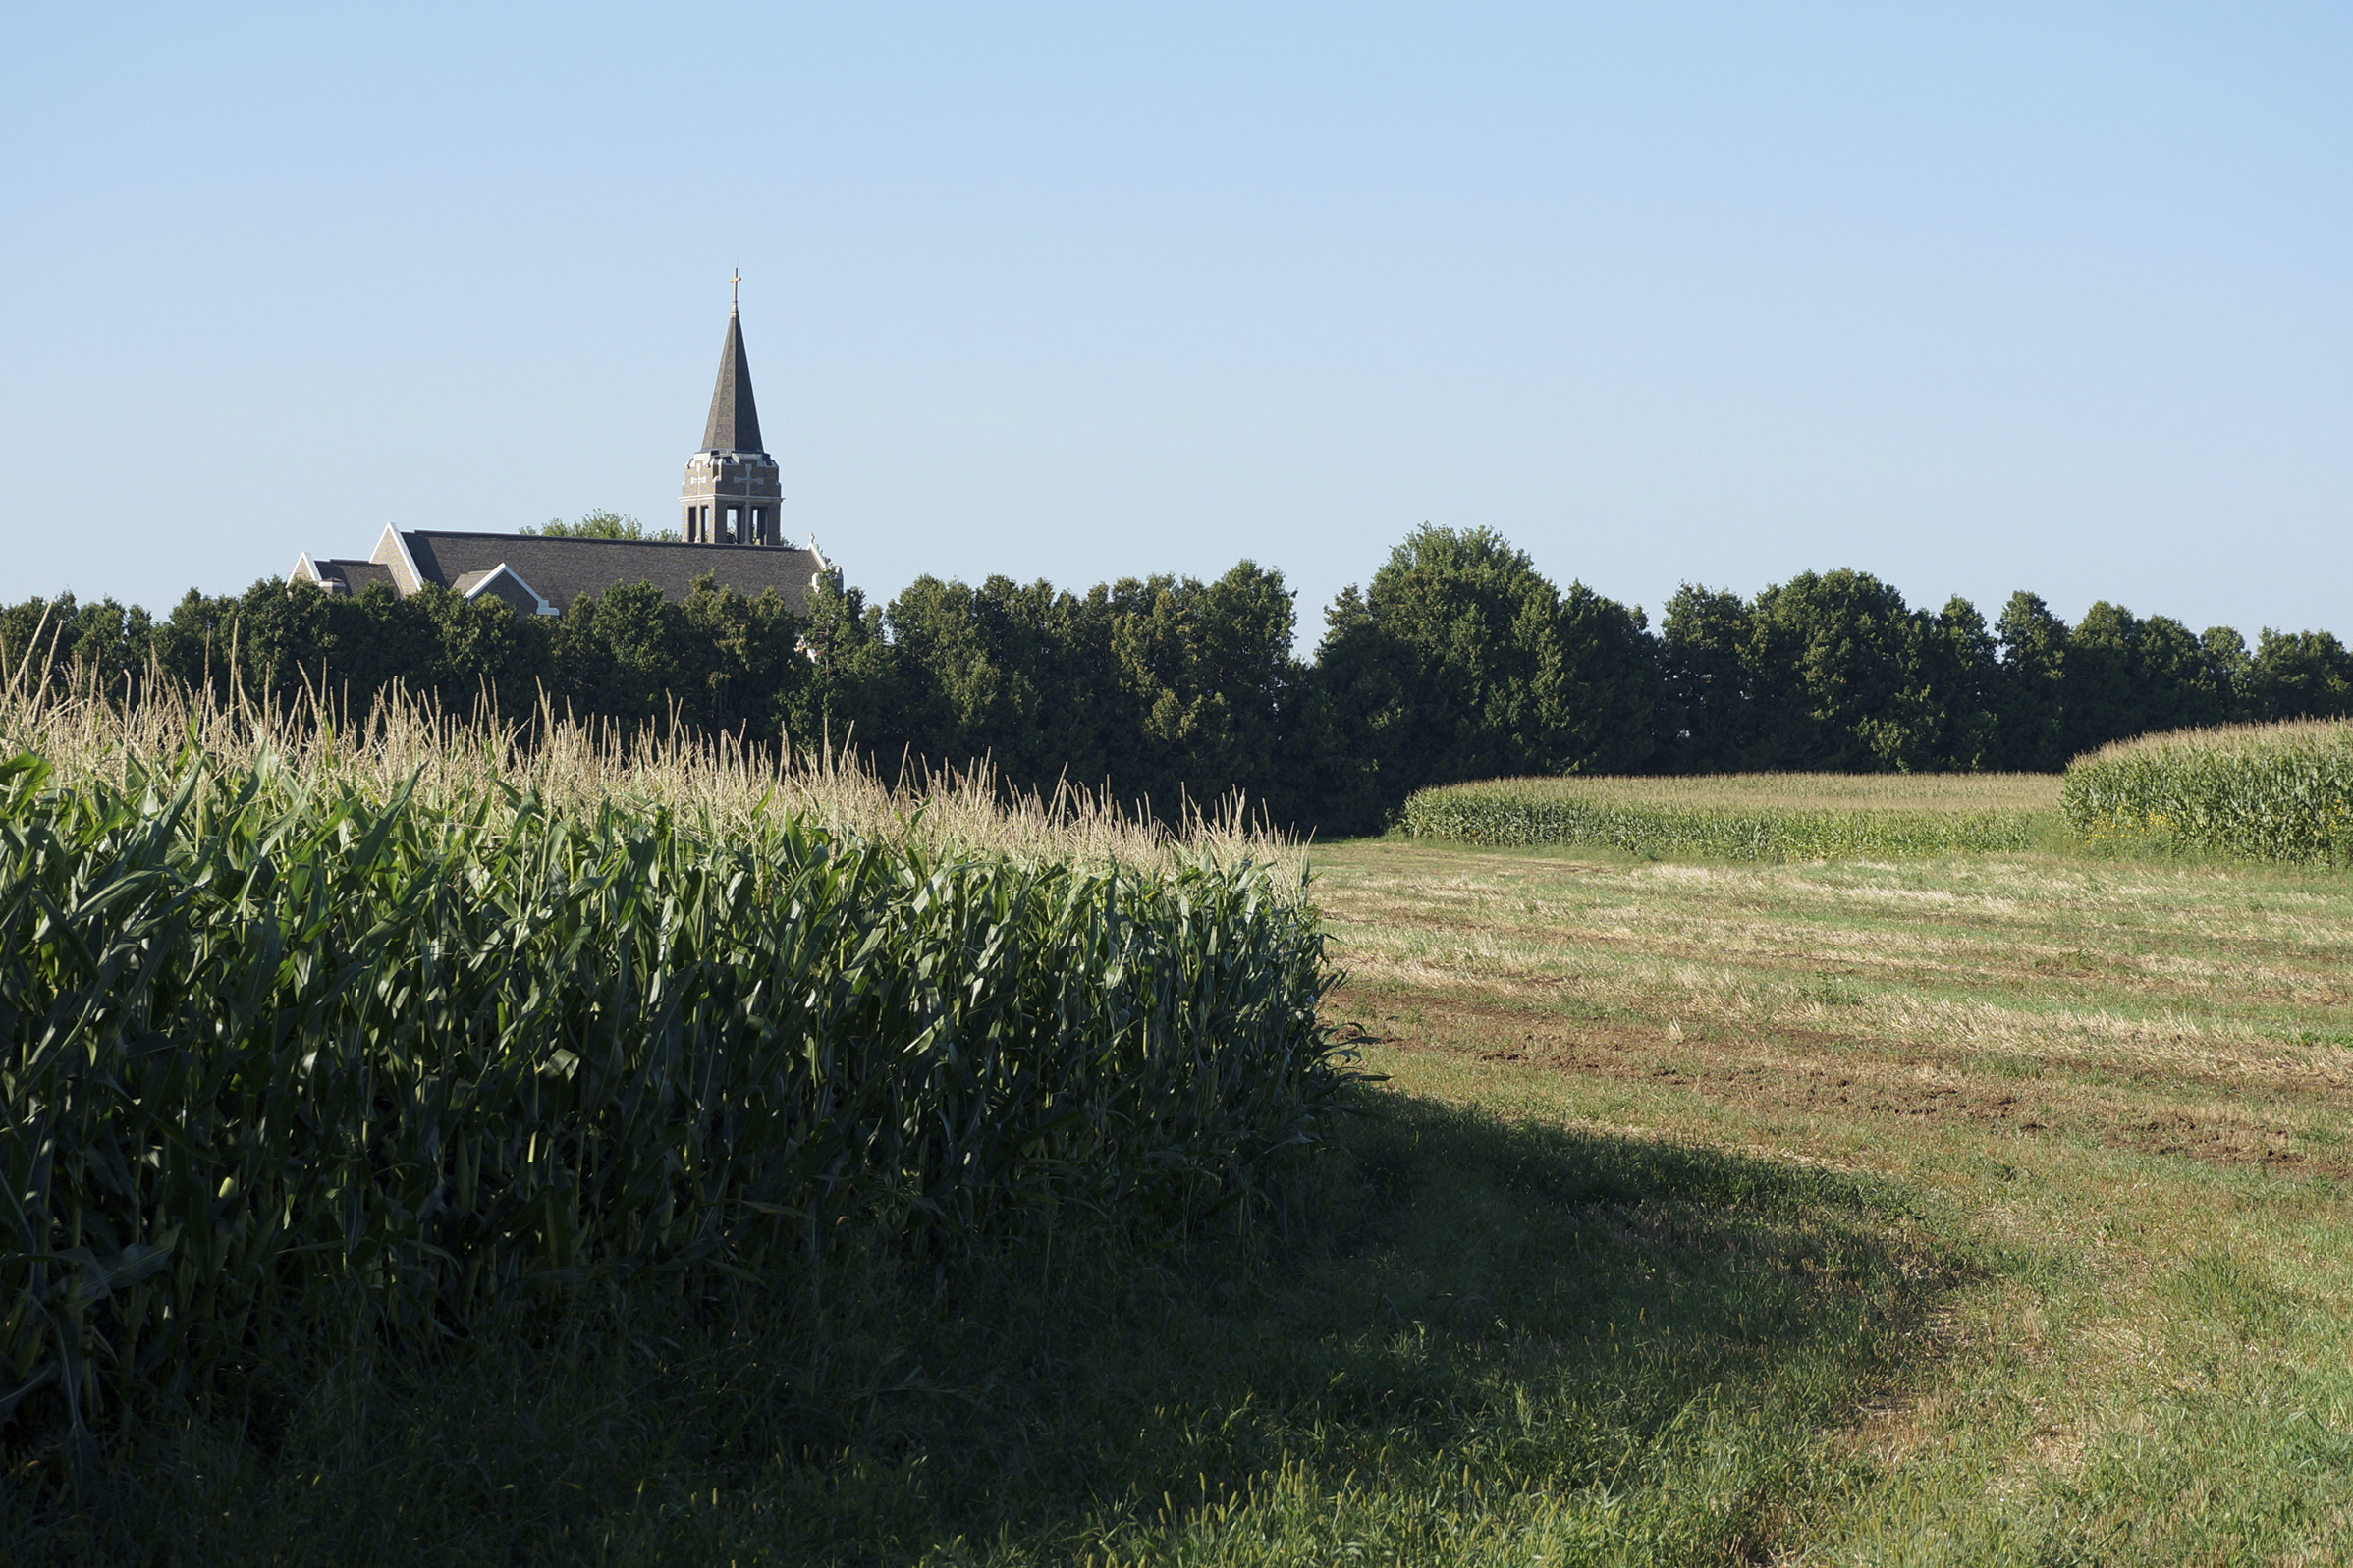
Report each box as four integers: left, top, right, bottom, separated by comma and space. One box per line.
700, 274, 765, 454
680, 273, 785, 545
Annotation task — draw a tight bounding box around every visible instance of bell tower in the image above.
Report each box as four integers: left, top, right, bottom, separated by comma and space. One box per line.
681, 273, 786, 545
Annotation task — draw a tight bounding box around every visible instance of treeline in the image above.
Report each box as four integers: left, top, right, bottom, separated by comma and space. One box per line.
7, 525, 2350, 834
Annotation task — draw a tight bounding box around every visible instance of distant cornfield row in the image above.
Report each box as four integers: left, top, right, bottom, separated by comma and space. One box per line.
1, 685, 1342, 1438
2061, 719, 2353, 863
1398, 774, 2053, 860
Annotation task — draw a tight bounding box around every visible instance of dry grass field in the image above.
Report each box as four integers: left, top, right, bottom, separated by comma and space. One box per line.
1315, 835, 2353, 1560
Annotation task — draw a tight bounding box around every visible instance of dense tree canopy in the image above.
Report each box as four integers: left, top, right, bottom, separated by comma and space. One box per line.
5, 524, 2347, 836
1307, 527, 1665, 830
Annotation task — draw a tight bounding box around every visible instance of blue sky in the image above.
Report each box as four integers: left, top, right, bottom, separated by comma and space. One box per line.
3, 2, 2346, 647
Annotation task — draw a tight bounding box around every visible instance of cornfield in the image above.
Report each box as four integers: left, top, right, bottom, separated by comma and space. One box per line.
2061, 719, 2353, 863
1399, 774, 2054, 860
0, 681, 1343, 1438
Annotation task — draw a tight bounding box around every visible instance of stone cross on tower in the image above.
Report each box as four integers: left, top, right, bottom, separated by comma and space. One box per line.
680, 277, 784, 546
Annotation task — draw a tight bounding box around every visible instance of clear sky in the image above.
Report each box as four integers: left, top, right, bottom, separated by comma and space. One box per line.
4, 2, 2346, 648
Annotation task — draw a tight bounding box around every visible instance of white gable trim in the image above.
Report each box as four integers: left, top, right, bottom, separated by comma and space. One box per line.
370, 524, 427, 597
463, 563, 558, 617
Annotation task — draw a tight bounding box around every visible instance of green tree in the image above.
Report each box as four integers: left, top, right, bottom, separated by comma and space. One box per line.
1991, 592, 2069, 770
1099, 563, 1301, 817
872, 562, 1303, 819
1304, 525, 1663, 824
523, 509, 681, 542
1659, 585, 1756, 772
2199, 627, 2252, 717
1666, 575, 1994, 773
885, 574, 1103, 789
314, 581, 455, 712
2136, 614, 2233, 732
0, 593, 155, 701
418, 584, 557, 720
2058, 603, 2238, 756
2058, 601, 2147, 757
1553, 581, 1668, 775
1741, 570, 1940, 771
1289, 584, 1399, 835
666, 578, 807, 737
1921, 595, 2001, 771
789, 575, 908, 762
146, 588, 253, 701
2247, 629, 2353, 721
552, 581, 684, 729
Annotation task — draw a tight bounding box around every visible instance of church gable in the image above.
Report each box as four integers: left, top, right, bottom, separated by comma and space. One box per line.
291, 554, 396, 596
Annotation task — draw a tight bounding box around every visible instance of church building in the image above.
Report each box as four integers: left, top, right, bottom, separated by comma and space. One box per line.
289, 289, 835, 617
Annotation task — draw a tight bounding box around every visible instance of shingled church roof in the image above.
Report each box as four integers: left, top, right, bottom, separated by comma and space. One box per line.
294, 558, 396, 595
392, 527, 826, 614
292, 527, 834, 618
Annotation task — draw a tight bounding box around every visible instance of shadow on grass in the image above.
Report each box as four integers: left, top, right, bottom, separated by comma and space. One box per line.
12, 1091, 1965, 1567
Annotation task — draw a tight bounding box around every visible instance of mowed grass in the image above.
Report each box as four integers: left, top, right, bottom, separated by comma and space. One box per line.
1316, 834, 2353, 1560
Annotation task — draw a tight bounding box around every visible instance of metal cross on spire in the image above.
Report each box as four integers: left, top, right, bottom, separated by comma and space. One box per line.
732, 268, 741, 312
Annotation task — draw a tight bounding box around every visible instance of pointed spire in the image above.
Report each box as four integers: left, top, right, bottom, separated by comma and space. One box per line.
699, 288, 765, 454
